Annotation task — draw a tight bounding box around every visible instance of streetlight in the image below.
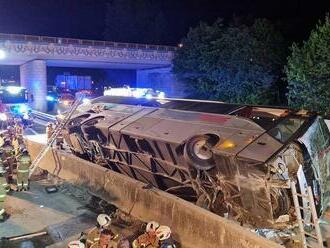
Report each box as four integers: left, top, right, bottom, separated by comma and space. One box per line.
0, 49, 6, 59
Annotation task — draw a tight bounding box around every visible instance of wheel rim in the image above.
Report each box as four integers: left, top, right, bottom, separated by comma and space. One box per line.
192, 139, 213, 160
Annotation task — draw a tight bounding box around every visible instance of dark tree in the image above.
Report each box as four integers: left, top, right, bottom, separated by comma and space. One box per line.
173, 18, 287, 105
286, 15, 330, 115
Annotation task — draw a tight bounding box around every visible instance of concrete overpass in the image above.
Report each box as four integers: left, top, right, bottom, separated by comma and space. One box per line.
0, 33, 181, 111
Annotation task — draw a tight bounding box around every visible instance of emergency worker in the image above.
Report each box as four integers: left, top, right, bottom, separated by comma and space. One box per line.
2, 138, 15, 183
90, 229, 117, 248
0, 132, 5, 148
16, 147, 31, 191
0, 165, 10, 222
7, 123, 15, 136
55, 121, 64, 149
156, 226, 176, 248
83, 214, 112, 248
132, 221, 160, 248
12, 136, 20, 156
46, 123, 54, 142
68, 240, 85, 248
14, 121, 24, 137
132, 223, 175, 248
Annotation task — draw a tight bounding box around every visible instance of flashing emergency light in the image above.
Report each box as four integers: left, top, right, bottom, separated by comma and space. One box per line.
104, 87, 166, 100
6, 86, 23, 95
46, 95, 56, 102
0, 113, 7, 121
23, 113, 29, 120
104, 87, 132, 97
19, 104, 28, 113
0, 50, 6, 59
82, 98, 91, 105
132, 88, 147, 98
157, 92, 165, 99
145, 93, 153, 100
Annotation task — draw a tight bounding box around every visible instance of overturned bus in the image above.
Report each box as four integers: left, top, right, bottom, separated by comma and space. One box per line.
62, 96, 330, 229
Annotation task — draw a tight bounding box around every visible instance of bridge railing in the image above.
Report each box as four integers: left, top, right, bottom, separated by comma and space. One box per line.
0, 33, 177, 52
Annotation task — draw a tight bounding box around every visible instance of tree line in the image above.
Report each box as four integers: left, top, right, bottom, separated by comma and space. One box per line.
173, 15, 330, 115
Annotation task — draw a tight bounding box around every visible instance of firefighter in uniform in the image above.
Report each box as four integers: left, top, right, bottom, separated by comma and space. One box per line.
12, 136, 20, 156
132, 223, 175, 248
14, 121, 24, 138
0, 132, 5, 148
90, 228, 118, 248
55, 122, 64, 149
16, 147, 31, 191
2, 138, 15, 183
46, 123, 54, 143
83, 214, 112, 248
68, 240, 85, 248
132, 221, 160, 248
0, 165, 10, 222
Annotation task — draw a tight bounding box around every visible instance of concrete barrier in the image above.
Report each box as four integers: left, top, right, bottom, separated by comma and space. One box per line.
26, 140, 282, 248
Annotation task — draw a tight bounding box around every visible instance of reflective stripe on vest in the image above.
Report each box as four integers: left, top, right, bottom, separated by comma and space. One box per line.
18, 169, 29, 173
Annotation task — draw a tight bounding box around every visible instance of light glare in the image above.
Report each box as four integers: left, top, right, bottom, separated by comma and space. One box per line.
6, 86, 23, 95
0, 50, 6, 59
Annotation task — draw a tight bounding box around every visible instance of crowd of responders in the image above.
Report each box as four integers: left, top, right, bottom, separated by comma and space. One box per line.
0, 118, 32, 222
68, 215, 177, 248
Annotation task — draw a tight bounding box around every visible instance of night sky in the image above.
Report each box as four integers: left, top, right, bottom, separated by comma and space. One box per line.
0, 0, 329, 45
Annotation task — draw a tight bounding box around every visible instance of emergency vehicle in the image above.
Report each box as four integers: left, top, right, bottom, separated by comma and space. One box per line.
0, 86, 32, 128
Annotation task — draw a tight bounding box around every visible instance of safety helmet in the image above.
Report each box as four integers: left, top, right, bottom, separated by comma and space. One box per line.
156, 226, 171, 241
97, 214, 111, 227
67, 240, 85, 248
146, 221, 160, 233
4, 138, 11, 145
19, 144, 27, 152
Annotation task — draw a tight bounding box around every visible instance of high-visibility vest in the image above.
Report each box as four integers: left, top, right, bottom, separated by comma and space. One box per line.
86, 227, 101, 247
0, 137, 4, 148
3, 145, 14, 156
0, 176, 8, 198
17, 155, 31, 173
12, 139, 20, 154
0, 176, 9, 194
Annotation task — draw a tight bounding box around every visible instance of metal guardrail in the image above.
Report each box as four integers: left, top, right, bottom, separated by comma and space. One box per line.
0, 33, 177, 52
31, 110, 56, 123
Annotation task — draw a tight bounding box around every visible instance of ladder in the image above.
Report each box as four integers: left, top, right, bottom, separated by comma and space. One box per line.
291, 181, 323, 248
29, 95, 84, 177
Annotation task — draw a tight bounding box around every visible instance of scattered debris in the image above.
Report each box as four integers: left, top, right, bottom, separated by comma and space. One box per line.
254, 228, 294, 245
4, 231, 48, 241
45, 185, 58, 194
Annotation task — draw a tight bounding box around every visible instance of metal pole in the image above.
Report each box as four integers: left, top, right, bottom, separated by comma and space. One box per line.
291, 181, 307, 247
7, 231, 48, 241
307, 186, 323, 247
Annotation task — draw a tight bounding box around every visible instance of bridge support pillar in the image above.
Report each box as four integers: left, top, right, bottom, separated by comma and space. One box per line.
20, 60, 47, 112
